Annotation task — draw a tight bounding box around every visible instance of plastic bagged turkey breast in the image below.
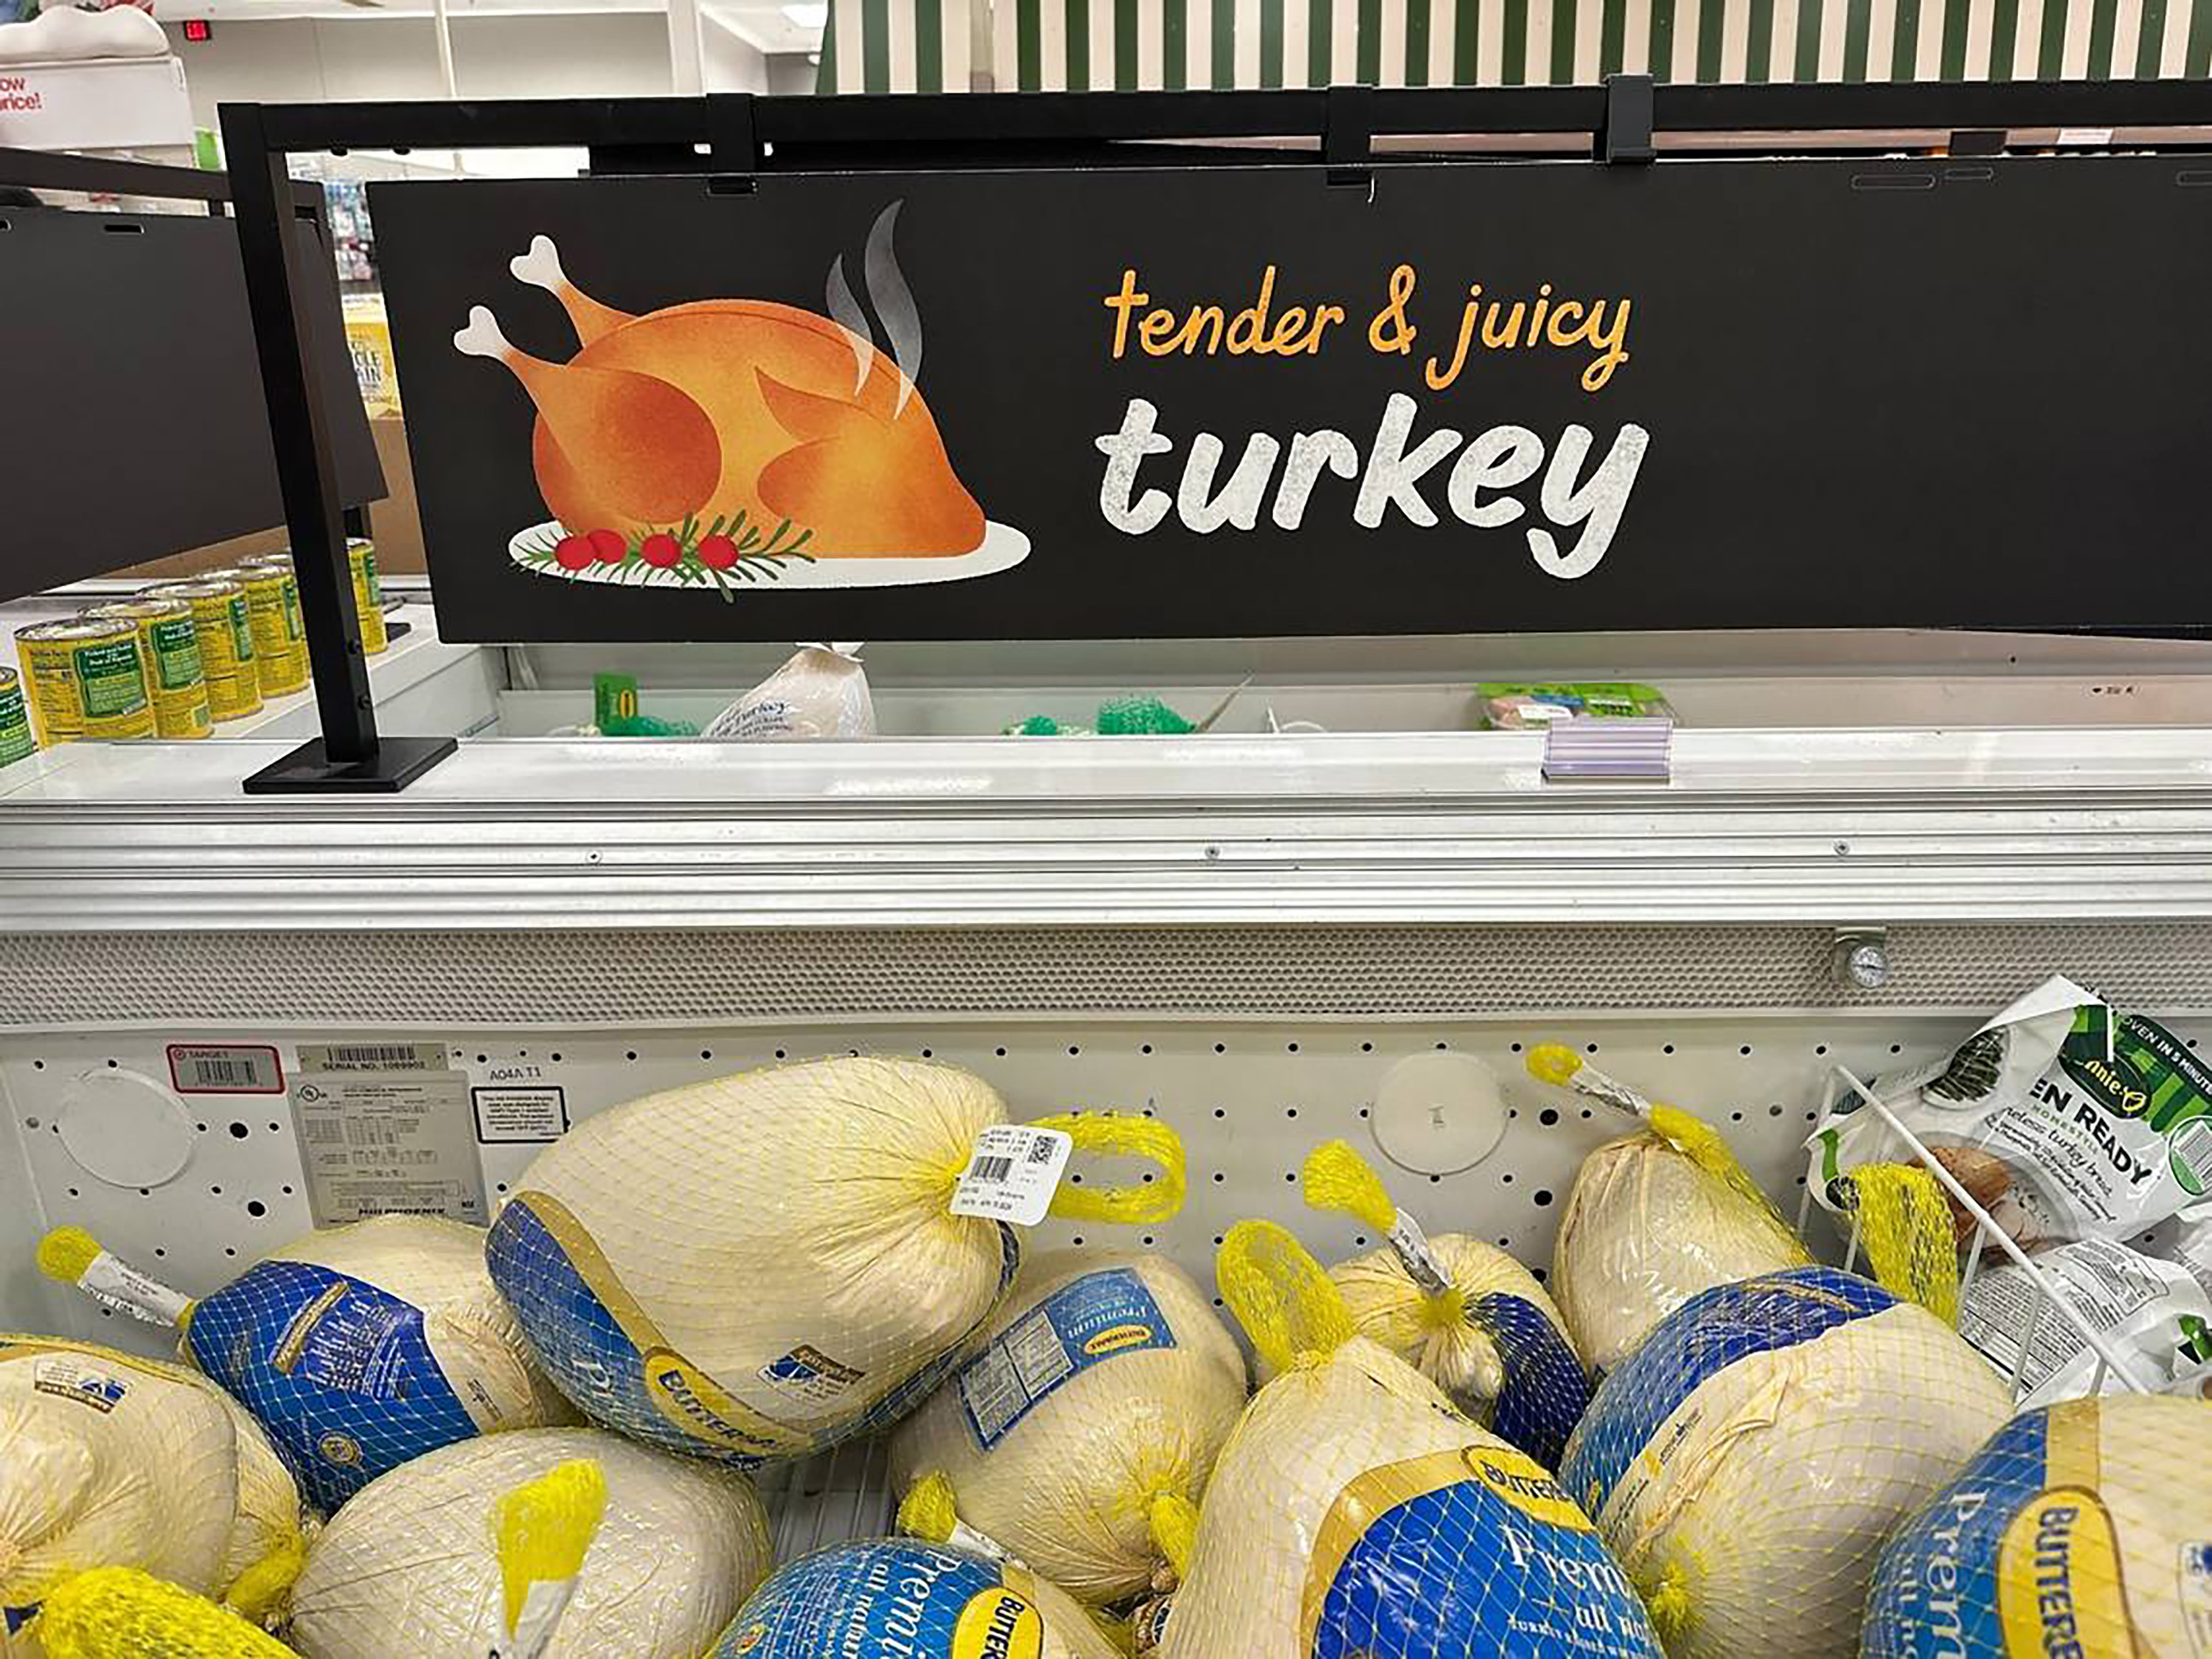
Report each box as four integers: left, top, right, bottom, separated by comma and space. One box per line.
485, 1055, 1184, 1467
1158, 1222, 1663, 1659
891, 1248, 1246, 1604
706, 1539, 1123, 1659
0, 1335, 301, 1658
40, 1217, 570, 1514
287, 1426, 769, 1659
1301, 1140, 1592, 1467
1557, 1265, 2014, 1659
1864, 1392, 2212, 1659
1526, 1046, 1812, 1371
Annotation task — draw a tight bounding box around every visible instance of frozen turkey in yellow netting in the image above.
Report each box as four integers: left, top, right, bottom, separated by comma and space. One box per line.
484, 1055, 1185, 1466
1863, 1391, 2212, 1659
286, 1426, 769, 1659
0, 1335, 303, 1659
1157, 1221, 1663, 1659
41, 1217, 571, 1514
1526, 1046, 1812, 1373
1557, 1265, 2014, 1659
890, 1248, 1245, 1605
1301, 1139, 1592, 1468
704, 1539, 1124, 1659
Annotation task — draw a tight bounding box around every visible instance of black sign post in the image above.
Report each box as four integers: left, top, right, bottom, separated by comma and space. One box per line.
216, 79, 2212, 791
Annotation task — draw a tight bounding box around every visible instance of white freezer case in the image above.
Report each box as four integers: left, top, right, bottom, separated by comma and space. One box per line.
4, 690, 2212, 1547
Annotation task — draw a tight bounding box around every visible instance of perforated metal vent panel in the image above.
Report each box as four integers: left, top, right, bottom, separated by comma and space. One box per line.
4, 922, 2212, 1030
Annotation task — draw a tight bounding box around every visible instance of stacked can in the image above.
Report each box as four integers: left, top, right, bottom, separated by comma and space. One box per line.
144, 577, 263, 723
348, 538, 389, 656
223, 557, 310, 698
0, 667, 34, 768
13, 619, 154, 745
81, 599, 212, 740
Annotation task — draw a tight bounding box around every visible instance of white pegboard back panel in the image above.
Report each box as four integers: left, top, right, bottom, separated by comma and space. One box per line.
18, 1013, 2201, 1360
7, 922, 2212, 1032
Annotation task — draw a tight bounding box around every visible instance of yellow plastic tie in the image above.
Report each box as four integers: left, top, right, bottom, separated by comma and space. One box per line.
494, 1459, 608, 1638
1524, 1044, 1584, 1088
1850, 1161, 1963, 1325
1301, 1141, 1399, 1235
1644, 1559, 1694, 1646
221, 1526, 306, 1627
1032, 1113, 1189, 1225
32, 1568, 298, 1658
1145, 1492, 1200, 1584
1216, 1219, 1355, 1374
35, 1226, 102, 1284
896, 1472, 961, 1545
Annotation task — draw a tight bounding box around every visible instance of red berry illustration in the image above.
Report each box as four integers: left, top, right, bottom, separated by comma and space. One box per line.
586, 527, 627, 563
639, 533, 682, 568
696, 534, 739, 570
554, 535, 594, 571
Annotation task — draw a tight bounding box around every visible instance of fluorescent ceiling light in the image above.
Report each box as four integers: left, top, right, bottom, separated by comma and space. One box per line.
781, 2, 827, 26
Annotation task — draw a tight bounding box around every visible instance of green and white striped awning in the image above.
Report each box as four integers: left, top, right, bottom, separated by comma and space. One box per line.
820, 0, 2211, 90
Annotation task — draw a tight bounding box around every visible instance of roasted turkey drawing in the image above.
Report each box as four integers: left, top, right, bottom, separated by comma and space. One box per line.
458, 204, 987, 569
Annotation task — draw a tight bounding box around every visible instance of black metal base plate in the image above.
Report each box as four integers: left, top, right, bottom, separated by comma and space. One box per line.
242, 734, 459, 795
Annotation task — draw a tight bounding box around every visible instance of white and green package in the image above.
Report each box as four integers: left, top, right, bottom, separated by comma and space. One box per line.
1809, 975, 2212, 1250
1957, 1235, 2212, 1406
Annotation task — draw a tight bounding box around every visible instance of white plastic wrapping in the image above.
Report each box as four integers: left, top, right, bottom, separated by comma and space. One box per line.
288, 1427, 770, 1659
702, 642, 875, 740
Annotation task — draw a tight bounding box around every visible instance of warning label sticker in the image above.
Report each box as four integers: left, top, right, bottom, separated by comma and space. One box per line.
291, 1052, 486, 1226
472, 1085, 568, 1144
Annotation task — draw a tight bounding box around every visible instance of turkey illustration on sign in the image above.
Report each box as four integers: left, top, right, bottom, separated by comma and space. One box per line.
459, 202, 1030, 598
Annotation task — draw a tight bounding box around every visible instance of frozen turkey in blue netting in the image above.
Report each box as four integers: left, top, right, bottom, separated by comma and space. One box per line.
1863, 1392, 2212, 1659
1557, 1265, 2014, 1659
185, 1214, 570, 1512
706, 1540, 1121, 1658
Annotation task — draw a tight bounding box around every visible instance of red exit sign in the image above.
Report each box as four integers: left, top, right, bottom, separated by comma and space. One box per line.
181, 18, 213, 41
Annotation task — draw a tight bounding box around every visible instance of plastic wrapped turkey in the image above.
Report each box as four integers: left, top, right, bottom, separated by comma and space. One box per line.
1525, 1046, 1812, 1371
706, 1539, 1122, 1659
0, 1335, 304, 1659
1558, 1265, 2013, 1659
1865, 1392, 2212, 1659
891, 1248, 1247, 1604
1158, 1222, 1663, 1659
40, 1217, 570, 1514
287, 1427, 770, 1659
485, 1055, 1184, 1466
1301, 1140, 1591, 1467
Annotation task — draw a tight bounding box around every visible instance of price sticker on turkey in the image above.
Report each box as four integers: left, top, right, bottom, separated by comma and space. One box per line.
950, 1126, 1073, 1225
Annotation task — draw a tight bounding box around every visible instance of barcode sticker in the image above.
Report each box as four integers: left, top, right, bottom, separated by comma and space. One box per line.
2174, 1119, 2212, 1189
167, 1044, 283, 1095
949, 1125, 1073, 1225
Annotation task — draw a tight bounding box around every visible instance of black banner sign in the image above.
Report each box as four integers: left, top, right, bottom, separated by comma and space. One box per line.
372, 158, 2211, 643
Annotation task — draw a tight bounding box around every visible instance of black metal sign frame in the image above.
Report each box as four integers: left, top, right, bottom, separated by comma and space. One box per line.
217, 77, 2212, 793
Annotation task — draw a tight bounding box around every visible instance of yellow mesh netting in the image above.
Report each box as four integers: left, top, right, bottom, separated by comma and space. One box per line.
1215, 1220, 1354, 1374
494, 1458, 608, 1637
34, 1227, 102, 1285
1033, 1115, 1189, 1225
31, 1568, 299, 1658
1300, 1141, 1399, 1236
1850, 1162, 1963, 1325
1144, 1492, 1198, 1584
895, 1471, 961, 1545
221, 1528, 305, 1627
1647, 1105, 1810, 1262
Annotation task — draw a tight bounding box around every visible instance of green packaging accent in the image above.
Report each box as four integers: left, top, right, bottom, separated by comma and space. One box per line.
0, 679, 32, 767
150, 616, 204, 692
595, 673, 640, 731
73, 641, 147, 719
229, 596, 256, 663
